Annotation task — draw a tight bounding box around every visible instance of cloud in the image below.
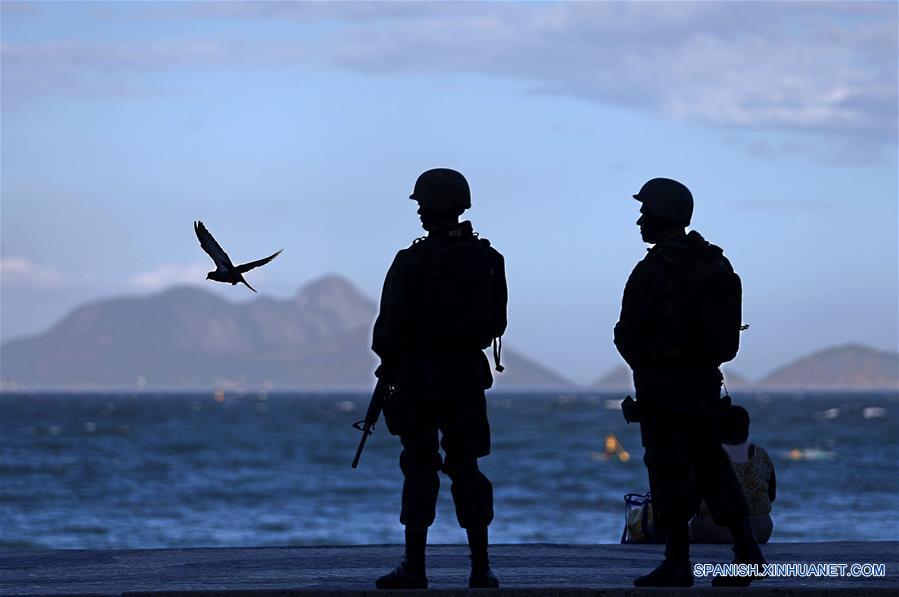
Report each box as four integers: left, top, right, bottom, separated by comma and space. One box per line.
319, 3, 897, 145
129, 262, 275, 293
0, 2, 40, 18
2, 2, 895, 149
128, 263, 211, 291
0, 38, 287, 105
0, 257, 63, 288
738, 134, 889, 166
179, 2, 453, 23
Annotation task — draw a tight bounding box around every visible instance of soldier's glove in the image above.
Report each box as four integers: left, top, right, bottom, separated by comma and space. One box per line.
374, 363, 396, 385
621, 395, 643, 424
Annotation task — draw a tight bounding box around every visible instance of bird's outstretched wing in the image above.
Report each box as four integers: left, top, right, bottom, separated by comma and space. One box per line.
194, 221, 235, 270
236, 249, 283, 274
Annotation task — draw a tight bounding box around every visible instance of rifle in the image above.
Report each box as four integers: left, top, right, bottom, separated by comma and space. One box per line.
351, 380, 391, 469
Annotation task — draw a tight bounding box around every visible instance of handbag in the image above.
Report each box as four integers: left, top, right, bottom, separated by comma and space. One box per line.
621, 491, 663, 544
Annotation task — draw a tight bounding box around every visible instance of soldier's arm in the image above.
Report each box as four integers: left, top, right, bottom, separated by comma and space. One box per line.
372, 248, 416, 383
613, 257, 665, 369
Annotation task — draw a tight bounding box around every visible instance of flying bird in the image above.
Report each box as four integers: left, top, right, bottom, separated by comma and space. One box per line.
194, 220, 281, 293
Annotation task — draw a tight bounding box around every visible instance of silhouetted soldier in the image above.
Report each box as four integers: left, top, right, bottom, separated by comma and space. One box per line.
615, 178, 766, 587
372, 168, 507, 589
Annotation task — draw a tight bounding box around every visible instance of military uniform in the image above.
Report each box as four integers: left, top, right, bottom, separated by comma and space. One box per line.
373, 220, 506, 530
615, 230, 753, 564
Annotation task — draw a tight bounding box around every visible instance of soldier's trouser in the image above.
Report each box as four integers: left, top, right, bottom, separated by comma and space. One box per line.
397, 393, 493, 529
642, 409, 751, 563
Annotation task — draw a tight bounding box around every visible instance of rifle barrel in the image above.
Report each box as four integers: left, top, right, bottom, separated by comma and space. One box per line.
351, 381, 388, 469
351, 425, 371, 469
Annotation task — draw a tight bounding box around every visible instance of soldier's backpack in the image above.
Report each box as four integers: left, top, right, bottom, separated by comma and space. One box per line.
413, 236, 507, 369
662, 245, 744, 365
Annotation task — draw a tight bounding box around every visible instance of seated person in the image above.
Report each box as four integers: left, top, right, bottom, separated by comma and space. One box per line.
689, 405, 776, 543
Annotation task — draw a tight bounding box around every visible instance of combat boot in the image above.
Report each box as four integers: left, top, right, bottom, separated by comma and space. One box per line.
633, 559, 694, 587
466, 526, 499, 588
375, 557, 428, 590
711, 549, 766, 587
711, 560, 766, 587
712, 518, 766, 587
376, 526, 428, 589
469, 557, 500, 589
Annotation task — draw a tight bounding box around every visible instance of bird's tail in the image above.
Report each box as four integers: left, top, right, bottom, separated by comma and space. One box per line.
240, 277, 257, 293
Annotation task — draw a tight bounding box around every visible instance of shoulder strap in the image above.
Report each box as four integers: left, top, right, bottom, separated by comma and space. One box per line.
492, 337, 504, 373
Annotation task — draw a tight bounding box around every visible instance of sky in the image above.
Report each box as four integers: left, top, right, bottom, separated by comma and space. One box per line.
1, 1, 897, 385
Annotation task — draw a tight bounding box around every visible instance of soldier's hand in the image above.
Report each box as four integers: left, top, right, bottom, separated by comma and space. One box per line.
621, 395, 643, 423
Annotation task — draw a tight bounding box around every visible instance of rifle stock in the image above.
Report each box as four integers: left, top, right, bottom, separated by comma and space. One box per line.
351, 380, 389, 469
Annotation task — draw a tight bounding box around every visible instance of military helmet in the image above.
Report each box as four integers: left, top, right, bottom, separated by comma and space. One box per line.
409, 168, 471, 210
633, 177, 693, 226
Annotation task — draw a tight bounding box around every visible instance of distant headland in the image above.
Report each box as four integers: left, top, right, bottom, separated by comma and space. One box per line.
1, 275, 896, 392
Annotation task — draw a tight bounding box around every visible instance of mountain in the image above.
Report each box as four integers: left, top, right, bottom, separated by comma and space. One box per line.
760, 343, 898, 389
0, 275, 572, 391
3, 278, 893, 392
591, 364, 632, 389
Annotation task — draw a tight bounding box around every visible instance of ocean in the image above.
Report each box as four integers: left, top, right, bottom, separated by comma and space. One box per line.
1, 391, 896, 550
